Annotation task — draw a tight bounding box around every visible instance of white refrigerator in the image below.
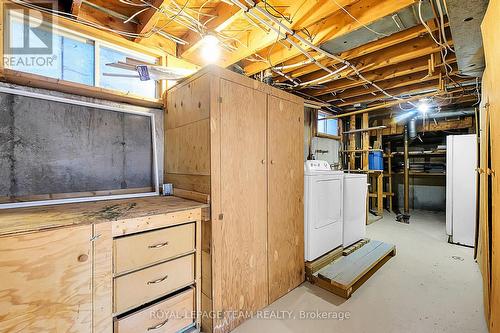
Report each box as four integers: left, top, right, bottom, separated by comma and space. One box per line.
446, 134, 477, 247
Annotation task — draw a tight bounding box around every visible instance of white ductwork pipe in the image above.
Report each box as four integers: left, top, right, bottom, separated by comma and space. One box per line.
416, 108, 476, 120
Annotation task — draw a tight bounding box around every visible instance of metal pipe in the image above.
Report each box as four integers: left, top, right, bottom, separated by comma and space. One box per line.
408, 118, 417, 140
416, 108, 475, 120
329, 92, 439, 118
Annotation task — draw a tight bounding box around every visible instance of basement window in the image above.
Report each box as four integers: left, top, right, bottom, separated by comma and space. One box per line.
6, 13, 95, 86
99, 46, 158, 99
4, 10, 160, 99
317, 111, 339, 136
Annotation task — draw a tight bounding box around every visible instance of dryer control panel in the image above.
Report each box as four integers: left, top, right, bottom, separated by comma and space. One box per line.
304, 160, 331, 172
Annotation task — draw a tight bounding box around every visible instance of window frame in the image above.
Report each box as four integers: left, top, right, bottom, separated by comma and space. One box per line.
3, 7, 162, 100
315, 110, 341, 140
0, 85, 160, 210
97, 43, 159, 99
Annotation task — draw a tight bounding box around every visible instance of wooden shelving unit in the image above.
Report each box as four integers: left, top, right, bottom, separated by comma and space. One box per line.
388, 172, 446, 176
340, 115, 388, 216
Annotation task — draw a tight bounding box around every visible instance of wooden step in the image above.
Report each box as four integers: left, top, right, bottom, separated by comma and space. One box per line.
305, 246, 344, 277
312, 240, 396, 299
342, 238, 370, 256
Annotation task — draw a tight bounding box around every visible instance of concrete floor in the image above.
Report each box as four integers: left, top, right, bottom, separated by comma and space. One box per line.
232, 210, 488, 333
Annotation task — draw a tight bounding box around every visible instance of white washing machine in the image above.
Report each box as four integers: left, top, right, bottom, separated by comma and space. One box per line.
304, 160, 344, 261
343, 173, 368, 247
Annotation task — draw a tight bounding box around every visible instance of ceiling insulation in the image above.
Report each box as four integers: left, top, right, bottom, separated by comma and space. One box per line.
320, 1, 434, 55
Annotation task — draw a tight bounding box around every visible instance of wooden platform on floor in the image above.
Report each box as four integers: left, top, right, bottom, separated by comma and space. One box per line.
305, 246, 344, 278
342, 238, 370, 256
307, 240, 396, 299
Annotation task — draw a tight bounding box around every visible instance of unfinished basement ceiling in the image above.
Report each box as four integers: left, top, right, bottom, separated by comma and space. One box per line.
20, 0, 483, 115
320, 2, 435, 55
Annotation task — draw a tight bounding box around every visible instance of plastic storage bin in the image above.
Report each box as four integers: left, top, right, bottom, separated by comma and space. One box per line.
369, 151, 384, 170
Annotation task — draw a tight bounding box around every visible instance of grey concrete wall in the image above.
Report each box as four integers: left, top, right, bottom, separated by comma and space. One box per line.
394, 175, 446, 211
0, 82, 163, 198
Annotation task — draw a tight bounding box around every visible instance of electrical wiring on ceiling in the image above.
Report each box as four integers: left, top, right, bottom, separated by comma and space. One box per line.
329, 0, 390, 38
231, 0, 417, 107
263, 0, 292, 24
119, 0, 149, 7
257, 0, 412, 101
17, 0, 241, 53
15, 0, 476, 112
11, 0, 187, 44
421, 0, 467, 99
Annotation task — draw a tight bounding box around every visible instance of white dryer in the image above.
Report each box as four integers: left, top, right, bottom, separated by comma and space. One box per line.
343, 173, 368, 247
304, 160, 343, 261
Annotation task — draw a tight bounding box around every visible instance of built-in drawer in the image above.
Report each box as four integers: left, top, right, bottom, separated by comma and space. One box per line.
114, 254, 194, 314
114, 288, 195, 333
114, 223, 195, 275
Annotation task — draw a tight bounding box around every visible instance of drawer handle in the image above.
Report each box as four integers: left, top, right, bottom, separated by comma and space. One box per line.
147, 319, 169, 331
148, 241, 169, 249
147, 275, 168, 285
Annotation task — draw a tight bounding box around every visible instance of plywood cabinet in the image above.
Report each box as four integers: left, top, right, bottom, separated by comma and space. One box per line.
0, 225, 93, 333
165, 66, 305, 333
267, 95, 305, 303
0, 196, 206, 333
480, 1, 500, 330
217, 78, 269, 322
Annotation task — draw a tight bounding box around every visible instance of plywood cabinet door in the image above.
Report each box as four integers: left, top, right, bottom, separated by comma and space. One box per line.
212, 79, 268, 332
0, 225, 93, 333
267, 95, 305, 303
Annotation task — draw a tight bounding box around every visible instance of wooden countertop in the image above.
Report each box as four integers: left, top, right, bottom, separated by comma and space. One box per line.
0, 196, 208, 237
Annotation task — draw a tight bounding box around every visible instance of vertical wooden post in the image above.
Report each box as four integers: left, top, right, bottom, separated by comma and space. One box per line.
159, 54, 168, 97
387, 142, 393, 212
362, 113, 369, 170
370, 174, 376, 210
349, 115, 356, 169
376, 127, 383, 210
377, 172, 383, 216
338, 118, 344, 168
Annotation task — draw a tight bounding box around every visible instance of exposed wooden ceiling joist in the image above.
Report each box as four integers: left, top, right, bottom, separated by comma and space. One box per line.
177, 3, 241, 60
77, 2, 137, 34
307, 55, 455, 98
135, 0, 165, 38
336, 76, 473, 107
215, 0, 344, 67
71, 0, 83, 16
43, 0, 479, 114
295, 36, 447, 87
242, 0, 416, 75
325, 70, 450, 102
274, 23, 446, 82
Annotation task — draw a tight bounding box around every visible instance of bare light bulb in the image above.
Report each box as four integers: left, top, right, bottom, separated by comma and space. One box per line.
201, 35, 220, 64
417, 99, 430, 113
